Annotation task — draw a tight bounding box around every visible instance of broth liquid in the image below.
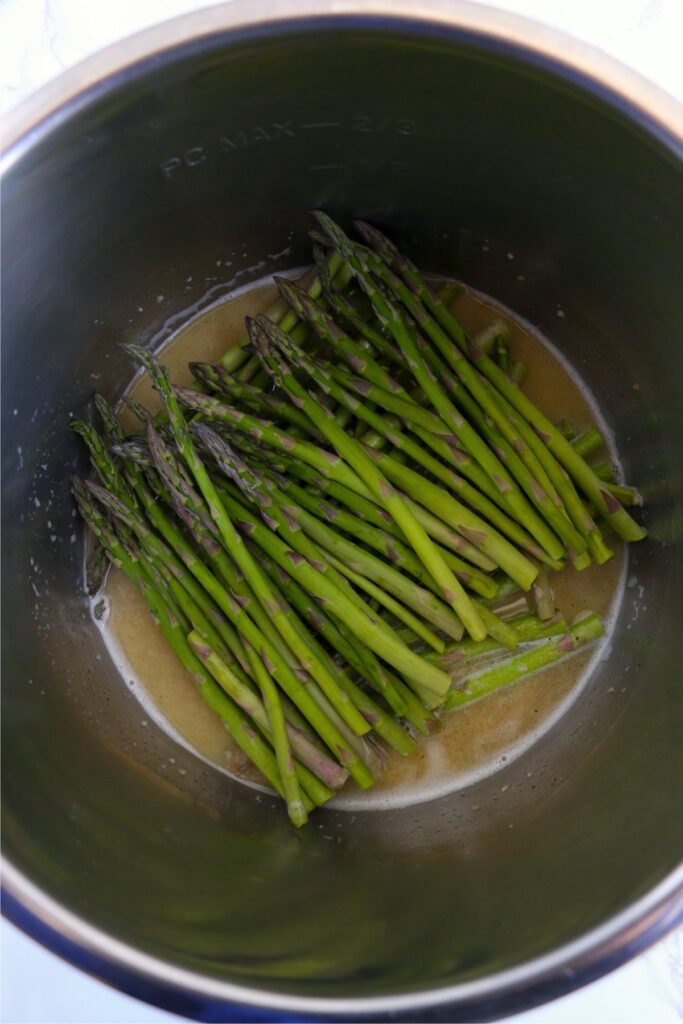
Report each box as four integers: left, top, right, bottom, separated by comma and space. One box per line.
95, 275, 626, 809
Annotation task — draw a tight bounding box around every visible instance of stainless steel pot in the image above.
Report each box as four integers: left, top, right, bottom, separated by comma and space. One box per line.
2, 2, 682, 1020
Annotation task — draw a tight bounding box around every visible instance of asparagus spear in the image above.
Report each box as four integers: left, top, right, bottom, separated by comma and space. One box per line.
189, 628, 312, 817
197, 432, 417, 715
218, 250, 347, 374
355, 220, 645, 543
255, 551, 435, 742
84, 537, 109, 595
248, 314, 488, 643
572, 427, 605, 459
109, 428, 348, 786
351, 224, 610, 563
532, 566, 556, 621
253, 469, 497, 600
190, 362, 317, 436
174, 386, 505, 568
360, 446, 539, 591
227, 433, 499, 573
476, 376, 612, 566
140, 532, 345, 789
276, 275, 408, 398
144, 419, 337, 693
123, 344, 374, 741
86, 461, 374, 789
73, 478, 310, 823
264, 326, 554, 567
261, 487, 468, 642
345, 236, 595, 565
279, 273, 524, 515
325, 553, 445, 652
322, 362, 561, 568
434, 612, 568, 666
314, 244, 412, 377
444, 612, 605, 710
193, 427, 452, 696
494, 336, 510, 372
312, 215, 570, 564
188, 632, 335, 808
108, 426, 311, 692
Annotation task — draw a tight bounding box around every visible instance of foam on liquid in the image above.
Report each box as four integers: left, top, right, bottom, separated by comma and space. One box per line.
94, 273, 627, 810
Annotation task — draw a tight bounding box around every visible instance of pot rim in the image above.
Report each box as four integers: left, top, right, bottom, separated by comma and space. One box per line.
2, 1, 682, 1018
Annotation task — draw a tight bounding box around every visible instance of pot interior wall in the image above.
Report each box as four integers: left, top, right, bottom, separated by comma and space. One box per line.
2, 15, 682, 1007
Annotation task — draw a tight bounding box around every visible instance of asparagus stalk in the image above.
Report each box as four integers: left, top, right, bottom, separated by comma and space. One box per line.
188, 629, 310, 818
314, 246, 403, 368
190, 362, 318, 436
197, 432, 415, 715
146, 542, 340, 780
322, 366, 563, 570
248, 315, 488, 643
189, 632, 335, 808
255, 469, 497, 600
434, 612, 567, 666
255, 551, 435, 742
265, 489, 467, 642
351, 222, 619, 563
255, 552, 424, 747
144, 420, 332, 691
174, 386, 364, 490
325, 553, 445, 652
192, 433, 452, 696
532, 566, 556, 621
477, 376, 612, 565
276, 275, 408, 398
109, 430, 311, 692
593, 459, 614, 482
322, 358, 513, 507
84, 537, 109, 595
571, 426, 605, 459
605, 480, 642, 507
405, 327, 591, 567
281, 273, 523, 513
87, 464, 374, 788
243, 469, 517, 653
123, 345, 374, 741
265, 327, 553, 568
361, 446, 539, 591
233, 437, 499, 573
218, 250, 346, 374
355, 221, 644, 543
494, 336, 510, 372
354, 249, 594, 565
73, 479, 310, 823
113, 444, 347, 790
174, 386, 504, 569
444, 612, 605, 710
313, 216, 571, 564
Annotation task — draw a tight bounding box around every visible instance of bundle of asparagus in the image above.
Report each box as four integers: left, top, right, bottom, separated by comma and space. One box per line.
72, 215, 645, 826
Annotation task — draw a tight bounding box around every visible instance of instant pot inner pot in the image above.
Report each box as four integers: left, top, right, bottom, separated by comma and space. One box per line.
3, 16, 682, 1008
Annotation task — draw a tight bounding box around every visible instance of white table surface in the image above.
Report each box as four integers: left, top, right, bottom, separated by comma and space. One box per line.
1, 1, 682, 1022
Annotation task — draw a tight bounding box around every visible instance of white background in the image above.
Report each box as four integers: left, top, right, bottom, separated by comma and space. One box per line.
1, 1, 682, 1022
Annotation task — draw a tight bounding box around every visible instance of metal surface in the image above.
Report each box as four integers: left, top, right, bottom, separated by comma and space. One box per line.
2, 2, 682, 1020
